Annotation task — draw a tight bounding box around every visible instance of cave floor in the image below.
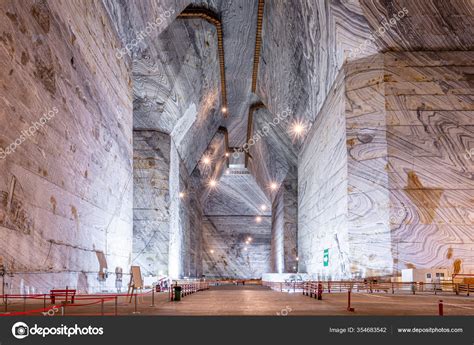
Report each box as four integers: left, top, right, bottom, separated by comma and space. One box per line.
4, 285, 474, 316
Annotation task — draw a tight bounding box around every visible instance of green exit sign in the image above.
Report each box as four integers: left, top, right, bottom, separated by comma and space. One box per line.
323, 249, 329, 267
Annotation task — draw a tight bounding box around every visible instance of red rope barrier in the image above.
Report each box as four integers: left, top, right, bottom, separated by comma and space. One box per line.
0, 305, 61, 317
67, 298, 115, 308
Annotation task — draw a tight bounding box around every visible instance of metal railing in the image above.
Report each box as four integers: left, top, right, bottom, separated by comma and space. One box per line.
0, 288, 159, 316
263, 280, 474, 296
169, 281, 210, 301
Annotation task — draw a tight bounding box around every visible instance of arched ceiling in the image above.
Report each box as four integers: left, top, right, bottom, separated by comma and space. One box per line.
103, 0, 474, 205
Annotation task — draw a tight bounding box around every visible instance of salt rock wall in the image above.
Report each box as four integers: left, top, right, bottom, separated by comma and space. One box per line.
0, 0, 132, 293
271, 176, 298, 273
133, 130, 170, 276
247, 106, 297, 200
299, 51, 474, 279
133, 129, 209, 279
167, 130, 227, 279
175, 147, 204, 278
202, 172, 272, 279
345, 54, 392, 278
386, 51, 474, 275
131, 16, 222, 175
257, 0, 376, 124
202, 216, 271, 279
298, 72, 350, 279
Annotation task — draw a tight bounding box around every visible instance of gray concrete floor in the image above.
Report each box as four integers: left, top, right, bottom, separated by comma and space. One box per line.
3, 285, 474, 316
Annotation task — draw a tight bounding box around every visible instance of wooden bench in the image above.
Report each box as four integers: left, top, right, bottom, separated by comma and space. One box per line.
50, 289, 76, 304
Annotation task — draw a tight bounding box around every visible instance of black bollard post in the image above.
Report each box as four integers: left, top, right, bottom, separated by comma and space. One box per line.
347, 290, 355, 312
317, 283, 323, 300
150, 285, 155, 307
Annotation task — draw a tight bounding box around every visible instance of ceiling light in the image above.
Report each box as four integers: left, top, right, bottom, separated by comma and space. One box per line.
221, 107, 227, 113
255, 216, 262, 223
247, 237, 252, 242
179, 192, 185, 198
209, 179, 217, 188
225, 152, 229, 157
289, 120, 306, 139
210, 249, 214, 254
270, 182, 278, 191
244, 247, 248, 251
202, 155, 211, 165
260, 204, 267, 211
225, 169, 230, 175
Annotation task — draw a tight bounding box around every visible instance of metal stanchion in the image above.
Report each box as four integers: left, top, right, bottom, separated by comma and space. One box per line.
101, 298, 104, 316
438, 300, 444, 316
4, 294, 7, 312
150, 285, 155, 307
115, 296, 118, 316
133, 292, 140, 314
23, 296, 26, 312
347, 290, 355, 312
43, 294, 46, 310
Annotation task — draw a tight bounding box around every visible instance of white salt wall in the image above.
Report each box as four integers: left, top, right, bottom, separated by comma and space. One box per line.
298, 73, 351, 279
0, 0, 133, 292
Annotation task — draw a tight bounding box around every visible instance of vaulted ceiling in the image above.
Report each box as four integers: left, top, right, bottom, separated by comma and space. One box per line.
103, 0, 474, 206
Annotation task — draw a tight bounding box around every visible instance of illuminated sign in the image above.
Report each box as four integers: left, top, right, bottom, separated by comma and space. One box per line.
323, 249, 329, 267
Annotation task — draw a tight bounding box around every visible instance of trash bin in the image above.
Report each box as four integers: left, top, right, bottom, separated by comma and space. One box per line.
173, 286, 182, 301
